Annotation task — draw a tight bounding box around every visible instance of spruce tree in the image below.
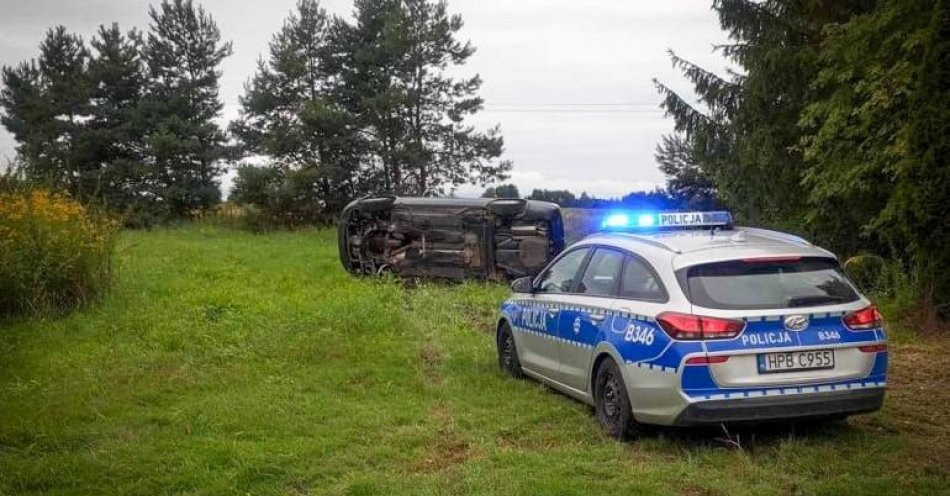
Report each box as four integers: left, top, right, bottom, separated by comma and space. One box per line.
144, 0, 232, 217
654, 1, 872, 228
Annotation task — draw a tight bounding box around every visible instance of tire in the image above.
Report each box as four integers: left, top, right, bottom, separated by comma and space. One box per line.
487, 199, 526, 217
593, 358, 639, 440
496, 322, 524, 379
357, 196, 396, 212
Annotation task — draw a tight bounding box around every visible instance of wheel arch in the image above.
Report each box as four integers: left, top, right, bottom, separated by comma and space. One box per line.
589, 342, 625, 396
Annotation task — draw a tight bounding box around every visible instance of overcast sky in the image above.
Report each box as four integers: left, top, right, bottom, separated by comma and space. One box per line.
0, 0, 732, 198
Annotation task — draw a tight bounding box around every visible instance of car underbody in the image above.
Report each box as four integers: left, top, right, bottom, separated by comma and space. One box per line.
338, 196, 564, 281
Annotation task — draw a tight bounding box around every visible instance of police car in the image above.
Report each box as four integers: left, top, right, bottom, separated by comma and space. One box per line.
495, 211, 887, 438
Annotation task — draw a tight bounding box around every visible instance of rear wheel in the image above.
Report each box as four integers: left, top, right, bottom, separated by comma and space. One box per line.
594, 358, 639, 440
357, 195, 396, 212
496, 322, 524, 379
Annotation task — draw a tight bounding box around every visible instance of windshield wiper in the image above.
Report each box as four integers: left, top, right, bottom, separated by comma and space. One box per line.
787, 295, 849, 308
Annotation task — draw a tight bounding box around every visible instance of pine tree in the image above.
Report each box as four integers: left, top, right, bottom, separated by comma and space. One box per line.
40, 26, 92, 197
0, 27, 90, 194
0, 61, 48, 179
232, 0, 361, 217
85, 24, 151, 219
331, 0, 511, 196
143, 0, 232, 217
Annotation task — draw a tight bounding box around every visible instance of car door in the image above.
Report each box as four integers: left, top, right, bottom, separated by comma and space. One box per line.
556, 247, 625, 391
608, 254, 672, 369
515, 247, 591, 380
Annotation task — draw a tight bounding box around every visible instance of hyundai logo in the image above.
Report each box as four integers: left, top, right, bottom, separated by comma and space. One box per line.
784, 314, 809, 331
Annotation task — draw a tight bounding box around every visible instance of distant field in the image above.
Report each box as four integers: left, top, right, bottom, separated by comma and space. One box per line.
1, 226, 948, 495
562, 208, 604, 243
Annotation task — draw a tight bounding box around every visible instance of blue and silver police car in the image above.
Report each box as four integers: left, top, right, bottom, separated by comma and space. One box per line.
495, 211, 887, 438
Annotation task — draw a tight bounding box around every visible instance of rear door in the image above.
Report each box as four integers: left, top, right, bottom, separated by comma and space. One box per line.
515, 247, 591, 380
556, 247, 625, 391
678, 257, 884, 392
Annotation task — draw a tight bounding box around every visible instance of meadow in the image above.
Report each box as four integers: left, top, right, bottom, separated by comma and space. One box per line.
1, 226, 948, 495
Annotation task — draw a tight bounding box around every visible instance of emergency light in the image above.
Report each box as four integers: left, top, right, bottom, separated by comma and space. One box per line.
601, 211, 734, 231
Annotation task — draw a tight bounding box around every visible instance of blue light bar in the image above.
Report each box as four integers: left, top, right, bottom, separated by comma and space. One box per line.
601, 211, 733, 230
603, 213, 629, 228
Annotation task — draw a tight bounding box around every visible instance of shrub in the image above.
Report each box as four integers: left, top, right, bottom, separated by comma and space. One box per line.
230, 165, 331, 230
0, 189, 119, 316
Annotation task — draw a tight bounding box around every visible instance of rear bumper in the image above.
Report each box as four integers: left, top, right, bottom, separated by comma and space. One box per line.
673, 388, 885, 426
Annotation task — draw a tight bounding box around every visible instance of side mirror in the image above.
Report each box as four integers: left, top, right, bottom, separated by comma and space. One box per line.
511, 276, 535, 294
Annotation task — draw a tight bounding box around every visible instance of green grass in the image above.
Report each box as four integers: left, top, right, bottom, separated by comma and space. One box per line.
1, 226, 948, 495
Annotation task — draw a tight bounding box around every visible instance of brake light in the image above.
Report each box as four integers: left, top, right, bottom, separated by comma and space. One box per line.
843, 305, 883, 330
656, 312, 745, 340
858, 344, 887, 353
685, 355, 730, 365
741, 255, 802, 263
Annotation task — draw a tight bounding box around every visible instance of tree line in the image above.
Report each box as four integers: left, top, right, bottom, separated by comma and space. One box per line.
1, 1, 232, 225
1, 0, 511, 225
481, 184, 713, 211
656, 0, 949, 319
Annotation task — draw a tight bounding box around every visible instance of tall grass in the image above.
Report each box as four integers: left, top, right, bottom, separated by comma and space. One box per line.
0, 189, 119, 316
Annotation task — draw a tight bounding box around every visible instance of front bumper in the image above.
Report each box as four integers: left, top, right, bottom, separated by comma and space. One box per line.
673, 387, 885, 426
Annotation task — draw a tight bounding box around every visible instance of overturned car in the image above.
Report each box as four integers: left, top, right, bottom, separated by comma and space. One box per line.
338, 196, 564, 281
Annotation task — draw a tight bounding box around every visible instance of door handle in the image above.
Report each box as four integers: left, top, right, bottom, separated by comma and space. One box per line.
589, 314, 606, 322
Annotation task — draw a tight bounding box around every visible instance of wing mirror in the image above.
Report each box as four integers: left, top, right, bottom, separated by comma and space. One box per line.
511, 276, 535, 294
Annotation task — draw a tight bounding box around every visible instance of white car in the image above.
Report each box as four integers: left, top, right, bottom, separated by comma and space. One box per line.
495, 211, 887, 438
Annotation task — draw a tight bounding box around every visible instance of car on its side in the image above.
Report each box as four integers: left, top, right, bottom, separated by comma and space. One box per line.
495, 211, 887, 438
339, 196, 564, 281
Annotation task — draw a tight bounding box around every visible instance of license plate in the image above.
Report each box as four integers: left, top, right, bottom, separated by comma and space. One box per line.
757, 349, 835, 374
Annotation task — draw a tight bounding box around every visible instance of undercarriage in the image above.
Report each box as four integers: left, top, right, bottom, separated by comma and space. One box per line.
338, 196, 564, 281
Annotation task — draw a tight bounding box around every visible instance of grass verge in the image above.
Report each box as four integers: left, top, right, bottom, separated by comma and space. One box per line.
1, 226, 948, 495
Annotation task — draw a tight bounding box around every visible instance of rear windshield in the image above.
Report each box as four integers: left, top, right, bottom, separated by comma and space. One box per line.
677, 257, 861, 310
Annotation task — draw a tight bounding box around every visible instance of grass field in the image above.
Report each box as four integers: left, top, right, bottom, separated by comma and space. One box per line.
1, 226, 948, 495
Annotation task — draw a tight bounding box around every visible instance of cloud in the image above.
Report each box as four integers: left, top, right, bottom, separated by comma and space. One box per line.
0, 0, 732, 195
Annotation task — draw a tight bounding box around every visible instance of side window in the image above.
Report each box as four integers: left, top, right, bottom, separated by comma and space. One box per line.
537, 248, 590, 294
577, 249, 624, 296
619, 255, 667, 301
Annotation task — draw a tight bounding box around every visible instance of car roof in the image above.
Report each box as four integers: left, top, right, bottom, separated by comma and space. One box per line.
576, 226, 837, 270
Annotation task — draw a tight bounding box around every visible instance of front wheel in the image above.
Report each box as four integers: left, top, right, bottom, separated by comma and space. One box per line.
496, 322, 524, 379
594, 358, 639, 440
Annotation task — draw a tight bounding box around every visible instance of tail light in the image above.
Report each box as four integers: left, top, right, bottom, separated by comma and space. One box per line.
858, 344, 887, 353
843, 305, 883, 330
656, 312, 745, 340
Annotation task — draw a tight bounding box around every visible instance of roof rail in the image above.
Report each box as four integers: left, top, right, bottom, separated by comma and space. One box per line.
596, 231, 683, 254
739, 227, 811, 246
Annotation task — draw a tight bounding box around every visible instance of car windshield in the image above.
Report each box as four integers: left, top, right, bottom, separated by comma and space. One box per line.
677, 257, 861, 310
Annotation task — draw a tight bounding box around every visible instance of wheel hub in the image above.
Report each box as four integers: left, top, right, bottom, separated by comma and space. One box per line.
601, 372, 622, 426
